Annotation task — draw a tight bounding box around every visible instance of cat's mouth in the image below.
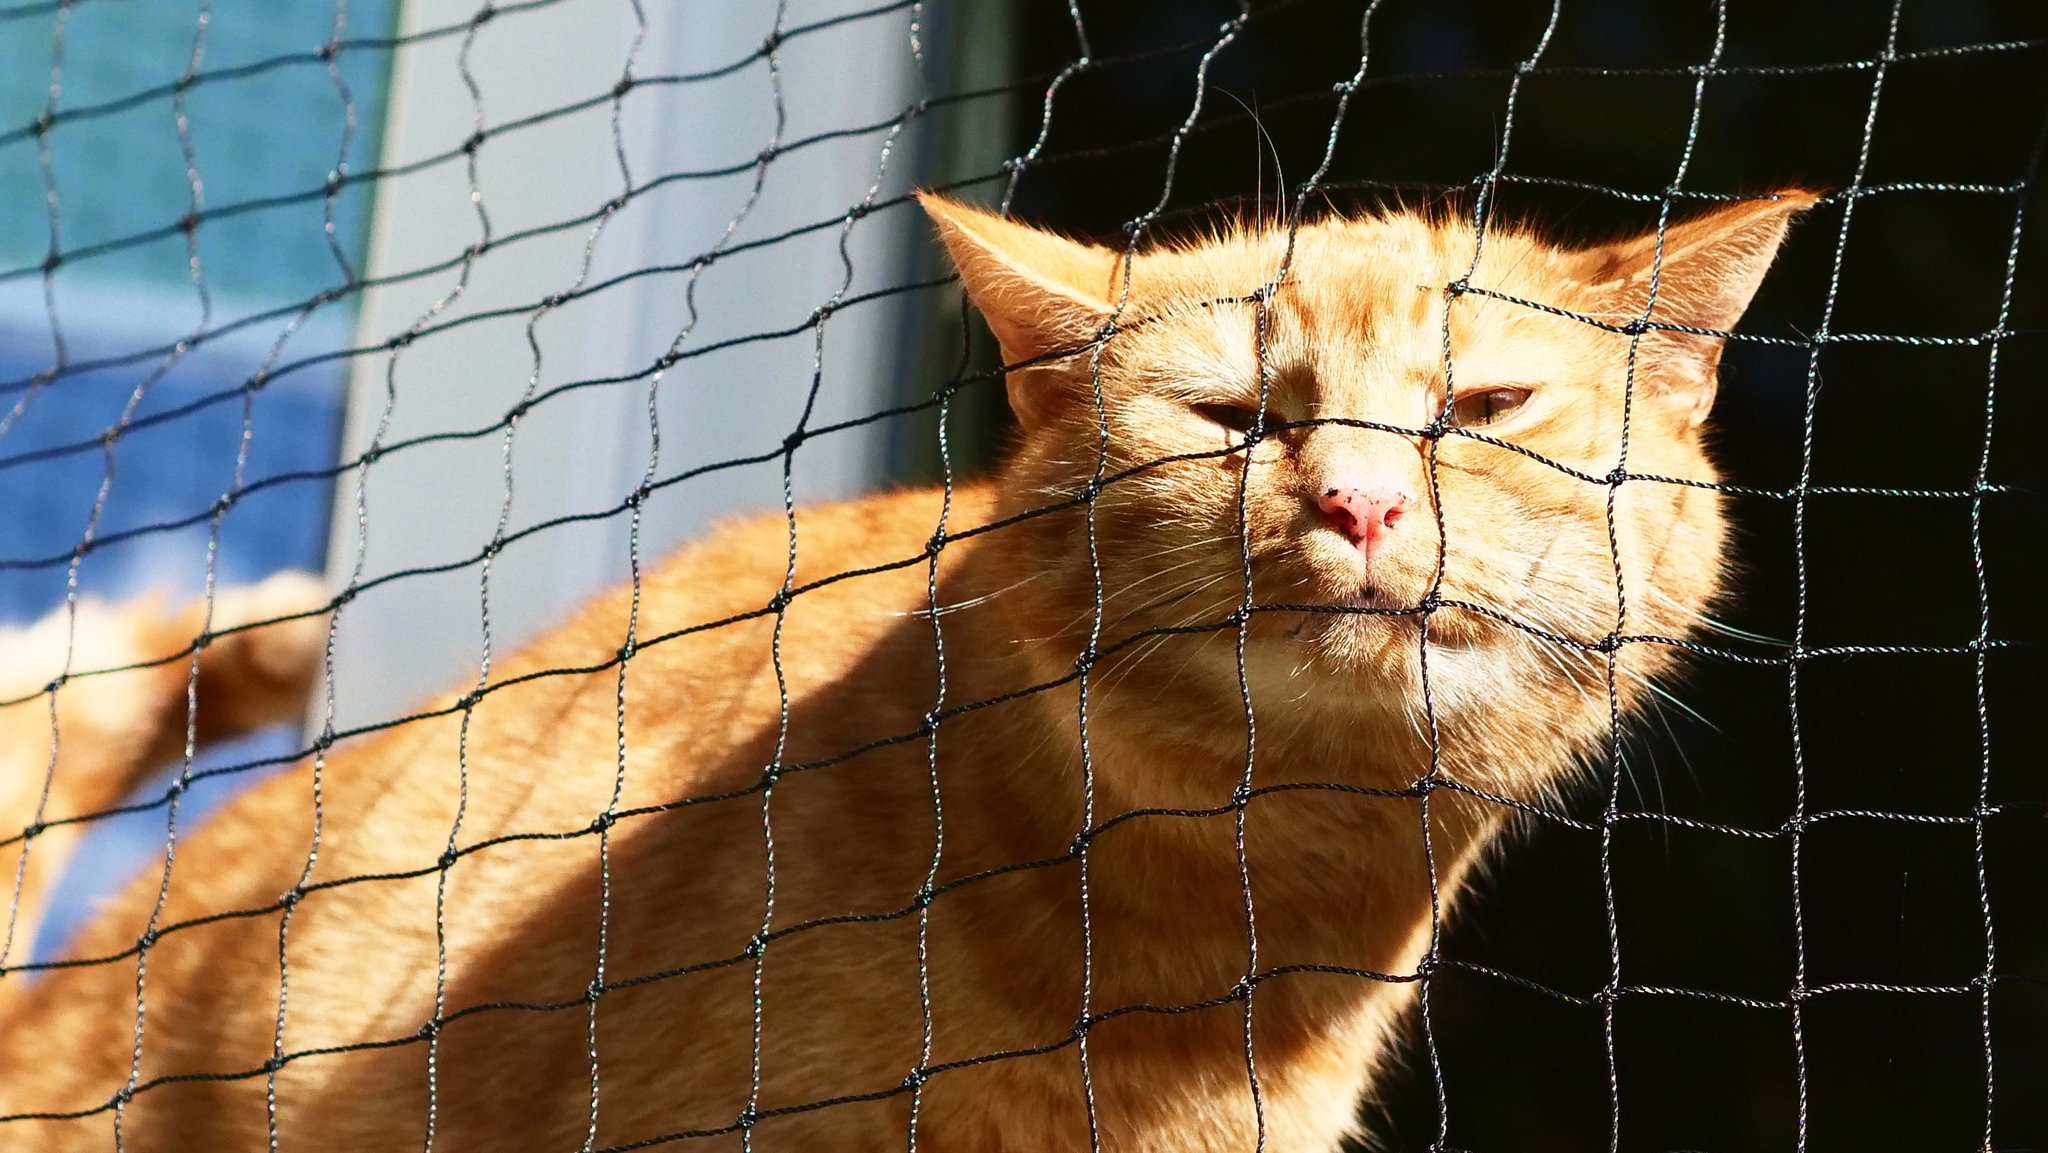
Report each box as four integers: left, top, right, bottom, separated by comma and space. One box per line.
1279, 586, 1422, 639
1344, 585, 1410, 612
1279, 581, 1495, 650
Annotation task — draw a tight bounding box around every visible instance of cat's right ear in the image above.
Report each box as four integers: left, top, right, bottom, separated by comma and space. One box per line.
919, 193, 1117, 430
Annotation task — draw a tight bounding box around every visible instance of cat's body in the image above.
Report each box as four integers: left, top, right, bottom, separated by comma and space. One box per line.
0, 192, 1809, 1151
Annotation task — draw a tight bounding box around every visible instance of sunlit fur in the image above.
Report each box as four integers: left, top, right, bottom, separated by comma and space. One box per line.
0, 193, 1807, 1152
0, 574, 329, 974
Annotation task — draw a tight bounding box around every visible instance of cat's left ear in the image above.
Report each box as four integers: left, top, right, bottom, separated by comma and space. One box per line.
920, 193, 1118, 430
1577, 190, 1817, 424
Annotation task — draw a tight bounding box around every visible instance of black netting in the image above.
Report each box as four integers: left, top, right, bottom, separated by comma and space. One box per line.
0, 1, 2043, 1150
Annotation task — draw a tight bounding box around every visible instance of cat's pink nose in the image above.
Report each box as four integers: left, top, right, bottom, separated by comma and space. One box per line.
1317, 485, 1412, 553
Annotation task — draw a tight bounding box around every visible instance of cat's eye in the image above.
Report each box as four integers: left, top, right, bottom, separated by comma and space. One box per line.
1445, 386, 1532, 429
1196, 402, 1266, 434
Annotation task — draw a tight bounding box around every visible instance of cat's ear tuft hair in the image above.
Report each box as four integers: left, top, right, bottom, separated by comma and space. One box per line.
919, 193, 1117, 429
1578, 189, 1818, 423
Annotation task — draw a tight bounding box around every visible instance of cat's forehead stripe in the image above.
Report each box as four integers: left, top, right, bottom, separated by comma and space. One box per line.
1113, 215, 1590, 410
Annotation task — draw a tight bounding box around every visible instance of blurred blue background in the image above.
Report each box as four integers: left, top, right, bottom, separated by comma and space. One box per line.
0, 0, 398, 957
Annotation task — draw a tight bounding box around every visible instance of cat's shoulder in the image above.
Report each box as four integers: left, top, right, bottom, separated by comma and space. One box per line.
656, 480, 1002, 594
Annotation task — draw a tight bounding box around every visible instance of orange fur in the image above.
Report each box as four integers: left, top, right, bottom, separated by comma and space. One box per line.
0, 573, 330, 984
0, 192, 1811, 1150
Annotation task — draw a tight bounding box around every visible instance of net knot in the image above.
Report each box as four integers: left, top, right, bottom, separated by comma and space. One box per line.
766, 590, 790, 613
760, 28, 784, 54
585, 979, 605, 1003
471, 4, 497, 27
1605, 467, 1627, 487
744, 934, 768, 959
279, 886, 303, 909
589, 812, 615, 834
457, 691, 481, 711
1231, 783, 1253, 809
166, 777, 188, 799
900, 1067, 929, 1089
924, 530, 946, 557
1444, 278, 1469, 298
418, 1019, 441, 1041
21, 820, 44, 840
616, 638, 637, 662
263, 1055, 285, 1074
1620, 316, 1650, 337
315, 41, 338, 63
438, 848, 459, 870
1228, 976, 1256, 1001
1595, 632, 1621, 654
43, 675, 65, 694
213, 493, 236, 516
735, 1109, 760, 1130
613, 75, 636, 99
783, 428, 807, 453
461, 130, 486, 156
1067, 830, 1091, 857
920, 710, 940, 736
913, 885, 936, 910
1070, 1016, 1093, 1039
40, 251, 61, 274
30, 112, 51, 138
1072, 649, 1097, 676
137, 929, 159, 950
178, 211, 200, 235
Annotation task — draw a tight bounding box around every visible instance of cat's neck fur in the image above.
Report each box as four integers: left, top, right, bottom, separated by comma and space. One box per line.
893, 514, 1525, 1137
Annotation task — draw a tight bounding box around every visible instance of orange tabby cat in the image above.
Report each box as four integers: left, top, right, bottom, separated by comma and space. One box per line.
0, 190, 1810, 1151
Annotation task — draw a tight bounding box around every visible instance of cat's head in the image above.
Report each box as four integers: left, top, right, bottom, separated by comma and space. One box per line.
924, 191, 1811, 788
